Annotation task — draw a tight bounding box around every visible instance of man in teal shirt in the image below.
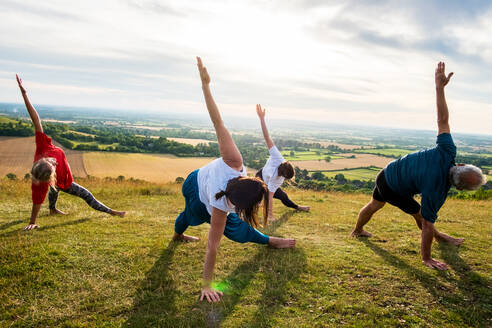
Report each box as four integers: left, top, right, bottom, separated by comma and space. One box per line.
351, 62, 486, 270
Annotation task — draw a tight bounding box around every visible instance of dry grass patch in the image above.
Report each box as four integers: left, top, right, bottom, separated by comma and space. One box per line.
292, 153, 392, 170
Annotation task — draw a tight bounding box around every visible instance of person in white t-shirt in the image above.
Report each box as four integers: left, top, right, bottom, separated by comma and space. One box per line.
255, 105, 310, 221
172, 57, 296, 303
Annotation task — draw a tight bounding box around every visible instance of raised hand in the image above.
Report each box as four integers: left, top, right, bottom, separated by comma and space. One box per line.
16, 74, 26, 94
197, 57, 210, 85
256, 104, 266, 120
435, 62, 453, 89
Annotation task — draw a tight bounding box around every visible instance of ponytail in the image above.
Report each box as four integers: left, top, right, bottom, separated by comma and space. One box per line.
215, 190, 227, 200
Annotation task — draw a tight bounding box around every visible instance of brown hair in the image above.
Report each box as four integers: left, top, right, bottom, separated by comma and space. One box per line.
31, 157, 57, 187
215, 176, 269, 227
278, 161, 294, 179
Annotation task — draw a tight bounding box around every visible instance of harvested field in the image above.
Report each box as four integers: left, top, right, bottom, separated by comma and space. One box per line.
304, 140, 361, 150
0, 136, 87, 178
83, 152, 216, 182
292, 153, 392, 170
168, 137, 211, 146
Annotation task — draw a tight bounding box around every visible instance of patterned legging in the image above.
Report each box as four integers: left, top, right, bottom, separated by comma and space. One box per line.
49, 183, 112, 213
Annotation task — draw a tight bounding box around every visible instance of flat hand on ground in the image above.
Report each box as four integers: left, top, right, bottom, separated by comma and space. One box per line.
423, 258, 448, 270
24, 224, 39, 231
200, 287, 223, 303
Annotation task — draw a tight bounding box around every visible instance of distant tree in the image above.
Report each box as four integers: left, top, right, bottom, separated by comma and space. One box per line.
290, 151, 295, 157
311, 172, 325, 181
324, 156, 331, 163
334, 173, 347, 185
175, 177, 185, 184
24, 173, 31, 180
117, 175, 125, 182
6, 173, 17, 180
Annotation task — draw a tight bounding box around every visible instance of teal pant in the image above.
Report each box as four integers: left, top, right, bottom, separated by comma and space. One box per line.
174, 170, 269, 244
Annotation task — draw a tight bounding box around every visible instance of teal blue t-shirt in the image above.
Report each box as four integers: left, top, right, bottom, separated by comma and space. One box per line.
384, 133, 456, 223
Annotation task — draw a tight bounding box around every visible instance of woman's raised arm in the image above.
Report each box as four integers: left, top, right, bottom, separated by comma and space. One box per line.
16, 75, 43, 133
197, 57, 242, 170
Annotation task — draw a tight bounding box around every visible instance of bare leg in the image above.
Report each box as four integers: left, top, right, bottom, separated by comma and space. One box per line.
297, 206, 310, 212
173, 232, 200, 242
351, 198, 385, 237
268, 236, 296, 248
412, 213, 464, 246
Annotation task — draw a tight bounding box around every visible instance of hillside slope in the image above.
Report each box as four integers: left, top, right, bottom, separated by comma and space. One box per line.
0, 179, 491, 327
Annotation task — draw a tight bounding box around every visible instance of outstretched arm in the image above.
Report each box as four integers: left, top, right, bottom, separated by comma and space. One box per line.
16, 75, 43, 133
200, 207, 227, 302
256, 104, 274, 149
435, 62, 453, 135
196, 57, 242, 170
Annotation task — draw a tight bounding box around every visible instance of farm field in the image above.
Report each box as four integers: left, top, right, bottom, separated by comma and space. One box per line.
292, 153, 393, 171
354, 148, 413, 158
281, 150, 345, 161
303, 140, 361, 150
0, 136, 87, 178
0, 179, 490, 327
320, 167, 381, 181
167, 137, 211, 146
83, 152, 215, 182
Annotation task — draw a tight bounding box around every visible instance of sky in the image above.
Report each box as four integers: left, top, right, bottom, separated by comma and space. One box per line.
0, 0, 491, 134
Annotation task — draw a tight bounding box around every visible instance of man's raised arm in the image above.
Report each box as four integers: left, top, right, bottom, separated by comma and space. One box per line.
435, 62, 453, 135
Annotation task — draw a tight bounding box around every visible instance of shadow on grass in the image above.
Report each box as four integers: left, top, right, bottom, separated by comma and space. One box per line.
362, 239, 491, 326
125, 211, 306, 328
123, 241, 179, 327
0, 218, 90, 237
0, 219, 24, 231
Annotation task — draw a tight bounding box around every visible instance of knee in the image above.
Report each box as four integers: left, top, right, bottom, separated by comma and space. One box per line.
365, 199, 384, 212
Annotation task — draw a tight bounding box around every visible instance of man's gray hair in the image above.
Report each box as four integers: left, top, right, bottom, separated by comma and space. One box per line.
451, 164, 487, 190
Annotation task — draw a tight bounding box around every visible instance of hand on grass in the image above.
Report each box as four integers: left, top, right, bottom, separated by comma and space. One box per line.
24, 223, 39, 231
423, 258, 448, 270
197, 57, 210, 85
200, 286, 223, 303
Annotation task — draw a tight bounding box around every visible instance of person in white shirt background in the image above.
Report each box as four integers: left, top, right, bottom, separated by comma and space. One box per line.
255, 104, 310, 221
173, 58, 296, 303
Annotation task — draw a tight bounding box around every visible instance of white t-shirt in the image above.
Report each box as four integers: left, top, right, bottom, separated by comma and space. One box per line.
262, 146, 285, 193
197, 158, 247, 215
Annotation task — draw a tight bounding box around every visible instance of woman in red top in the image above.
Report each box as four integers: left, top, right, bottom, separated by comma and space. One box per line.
16, 75, 126, 230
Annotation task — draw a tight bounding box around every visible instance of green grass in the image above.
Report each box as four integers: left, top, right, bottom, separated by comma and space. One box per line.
0, 179, 491, 327
71, 141, 120, 149
0, 115, 17, 123
320, 167, 381, 181
281, 150, 344, 161
354, 148, 413, 158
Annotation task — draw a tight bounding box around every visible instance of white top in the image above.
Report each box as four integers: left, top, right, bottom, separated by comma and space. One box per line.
198, 158, 247, 215
262, 146, 285, 192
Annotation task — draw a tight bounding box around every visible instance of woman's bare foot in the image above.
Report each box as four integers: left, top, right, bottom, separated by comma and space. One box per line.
110, 210, 126, 217
351, 229, 372, 237
268, 236, 296, 248
297, 205, 310, 212
50, 208, 67, 215
173, 232, 200, 242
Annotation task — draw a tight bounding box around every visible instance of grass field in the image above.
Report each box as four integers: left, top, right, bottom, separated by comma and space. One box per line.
281, 150, 344, 161
292, 153, 392, 171
167, 137, 211, 146
0, 115, 16, 123
320, 167, 381, 181
354, 148, 413, 158
0, 179, 490, 327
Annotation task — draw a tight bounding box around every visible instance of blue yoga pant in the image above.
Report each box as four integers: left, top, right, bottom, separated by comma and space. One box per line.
174, 169, 269, 245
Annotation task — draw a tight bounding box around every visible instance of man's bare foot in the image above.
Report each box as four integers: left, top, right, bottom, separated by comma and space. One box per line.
50, 208, 67, 215
110, 210, 126, 217
268, 236, 296, 248
173, 233, 200, 242
437, 233, 464, 246
351, 229, 372, 237
297, 206, 310, 212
